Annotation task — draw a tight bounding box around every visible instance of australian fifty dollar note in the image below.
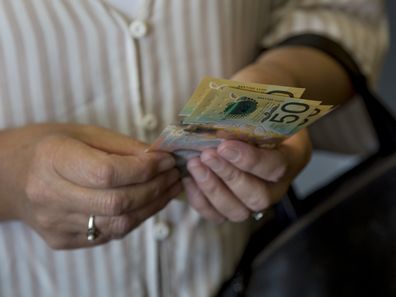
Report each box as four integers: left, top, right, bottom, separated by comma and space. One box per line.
148, 76, 335, 160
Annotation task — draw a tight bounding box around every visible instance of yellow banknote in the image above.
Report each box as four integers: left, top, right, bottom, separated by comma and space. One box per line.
182, 86, 321, 135
179, 76, 306, 117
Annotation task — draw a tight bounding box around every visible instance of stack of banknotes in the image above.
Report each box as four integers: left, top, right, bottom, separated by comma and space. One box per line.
148, 76, 335, 163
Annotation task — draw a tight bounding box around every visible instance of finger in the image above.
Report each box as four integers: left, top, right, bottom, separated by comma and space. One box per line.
99, 181, 182, 239
277, 130, 312, 177
31, 214, 111, 250
182, 177, 225, 222
201, 150, 274, 212
187, 158, 250, 222
75, 124, 150, 155
217, 140, 287, 182
52, 137, 176, 188
75, 182, 182, 248
39, 182, 183, 250
46, 168, 180, 216
38, 231, 111, 250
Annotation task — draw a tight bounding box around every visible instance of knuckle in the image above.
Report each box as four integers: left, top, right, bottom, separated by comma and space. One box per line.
247, 195, 269, 212
247, 185, 272, 211
35, 134, 64, 153
201, 178, 217, 193
36, 135, 70, 165
233, 146, 258, 169
266, 151, 288, 182
240, 154, 257, 171
152, 184, 161, 198
134, 157, 154, 182
109, 216, 135, 237
35, 213, 54, 230
221, 167, 241, 183
102, 192, 126, 216
25, 177, 47, 204
141, 181, 160, 201
90, 162, 116, 187
269, 163, 288, 182
142, 167, 155, 182
229, 209, 250, 222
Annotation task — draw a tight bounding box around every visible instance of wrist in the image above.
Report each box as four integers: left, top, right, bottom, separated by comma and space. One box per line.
0, 124, 68, 222
231, 51, 300, 88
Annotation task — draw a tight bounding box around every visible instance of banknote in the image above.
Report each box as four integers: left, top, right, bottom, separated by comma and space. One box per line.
179, 76, 306, 117
182, 86, 321, 135
292, 104, 335, 133
149, 124, 223, 153
148, 124, 287, 155
149, 77, 335, 163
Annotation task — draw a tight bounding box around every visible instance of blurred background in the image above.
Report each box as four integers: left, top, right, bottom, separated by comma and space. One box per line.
294, 0, 396, 197
379, 0, 396, 112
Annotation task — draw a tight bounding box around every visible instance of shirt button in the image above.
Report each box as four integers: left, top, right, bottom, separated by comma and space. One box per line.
129, 20, 148, 38
141, 113, 158, 131
154, 222, 171, 241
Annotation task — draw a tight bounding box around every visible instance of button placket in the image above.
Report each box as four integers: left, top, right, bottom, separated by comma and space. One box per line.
118, 1, 172, 295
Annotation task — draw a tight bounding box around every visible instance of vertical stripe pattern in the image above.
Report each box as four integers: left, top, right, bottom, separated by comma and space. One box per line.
0, 1, 388, 297
262, 0, 389, 153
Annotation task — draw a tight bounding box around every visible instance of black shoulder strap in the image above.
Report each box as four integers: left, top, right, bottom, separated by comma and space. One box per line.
277, 34, 396, 155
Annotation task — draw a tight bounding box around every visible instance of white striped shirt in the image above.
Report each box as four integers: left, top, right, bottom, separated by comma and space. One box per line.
0, 1, 388, 296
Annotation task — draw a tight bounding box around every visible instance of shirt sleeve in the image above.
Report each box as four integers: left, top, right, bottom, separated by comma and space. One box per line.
262, 0, 389, 83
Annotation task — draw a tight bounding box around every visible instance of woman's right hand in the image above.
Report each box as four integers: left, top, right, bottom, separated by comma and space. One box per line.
0, 124, 181, 249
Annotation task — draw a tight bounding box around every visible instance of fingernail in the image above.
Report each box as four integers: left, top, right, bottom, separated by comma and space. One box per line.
189, 164, 208, 182
219, 148, 240, 162
202, 155, 222, 171
158, 156, 176, 171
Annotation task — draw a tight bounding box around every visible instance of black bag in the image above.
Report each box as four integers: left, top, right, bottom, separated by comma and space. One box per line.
215, 34, 396, 297
245, 150, 396, 297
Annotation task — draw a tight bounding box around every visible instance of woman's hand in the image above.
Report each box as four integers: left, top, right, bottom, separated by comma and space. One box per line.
181, 46, 343, 222
183, 129, 311, 222
0, 124, 182, 249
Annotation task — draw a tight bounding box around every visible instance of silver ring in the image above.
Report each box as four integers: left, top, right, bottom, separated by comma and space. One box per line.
87, 215, 97, 241
252, 211, 264, 221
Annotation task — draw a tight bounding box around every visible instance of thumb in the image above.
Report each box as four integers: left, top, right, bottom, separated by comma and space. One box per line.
76, 125, 148, 156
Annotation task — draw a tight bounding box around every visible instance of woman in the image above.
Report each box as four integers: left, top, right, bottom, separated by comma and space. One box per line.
0, 0, 387, 296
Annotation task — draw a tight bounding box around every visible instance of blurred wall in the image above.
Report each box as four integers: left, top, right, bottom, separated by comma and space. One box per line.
379, 0, 396, 112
